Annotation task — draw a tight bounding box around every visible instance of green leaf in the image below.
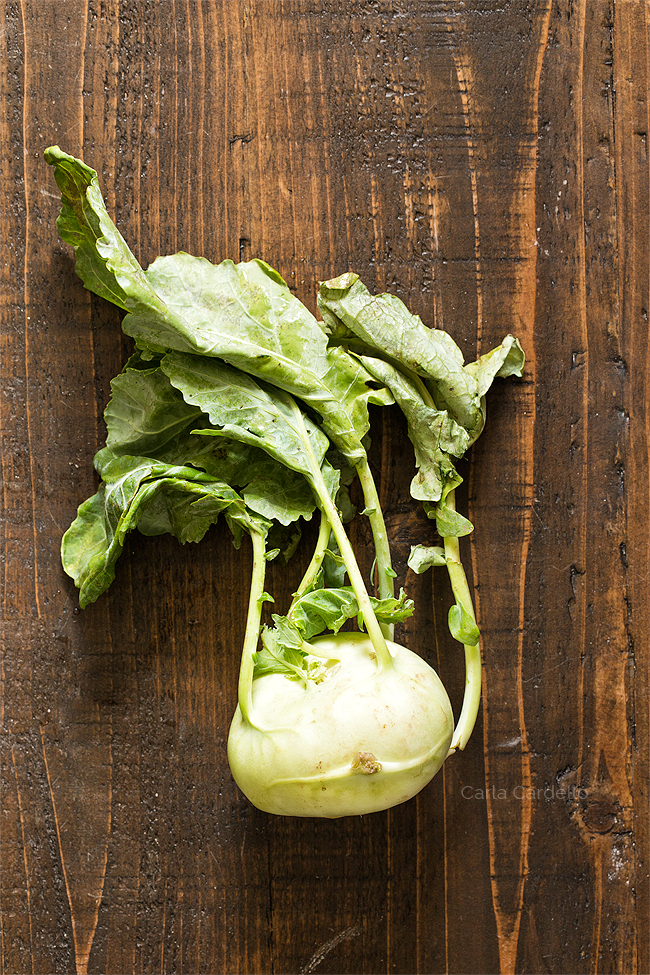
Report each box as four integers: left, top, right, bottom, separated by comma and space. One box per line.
129, 255, 372, 462
233, 456, 333, 527
448, 603, 480, 646
163, 353, 346, 524
61, 487, 116, 607
432, 501, 474, 538
407, 545, 447, 574
287, 583, 414, 641
287, 588, 358, 640
356, 354, 470, 502
318, 272, 483, 434
44, 146, 173, 318
466, 334, 525, 397
367, 589, 416, 626
62, 451, 268, 606
317, 344, 394, 445
463, 334, 526, 446
255, 585, 414, 682
322, 540, 347, 589
45, 150, 388, 464
161, 351, 330, 473
134, 483, 240, 543
255, 618, 319, 682
104, 359, 207, 460
107, 363, 325, 527
266, 522, 303, 565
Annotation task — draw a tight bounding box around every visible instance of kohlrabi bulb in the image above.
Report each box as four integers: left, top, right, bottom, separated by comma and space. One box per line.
227, 632, 454, 818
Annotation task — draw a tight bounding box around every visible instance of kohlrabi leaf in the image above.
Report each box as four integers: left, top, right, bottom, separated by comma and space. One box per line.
256, 585, 415, 683
255, 618, 325, 683
460, 334, 526, 446
97, 450, 271, 545
62, 451, 268, 606
266, 522, 303, 564
61, 487, 116, 607
61, 480, 181, 607
126, 255, 372, 463
103, 361, 323, 527
408, 544, 447, 574
427, 499, 474, 538
366, 589, 416, 626
44, 147, 175, 318
134, 254, 323, 365
356, 353, 470, 502
466, 333, 525, 397
95, 449, 219, 496
201, 444, 328, 528
448, 602, 481, 646
160, 351, 331, 478
287, 588, 358, 639
232, 456, 328, 527
317, 345, 394, 441
318, 272, 484, 435
132, 483, 243, 543
287, 584, 415, 642
104, 358, 208, 459
45, 150, 388, 465
322, 539, 347, 589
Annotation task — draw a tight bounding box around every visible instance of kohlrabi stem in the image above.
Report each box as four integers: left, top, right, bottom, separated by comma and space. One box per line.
237, 528, 269, 728
315, 479, 393, 671
290, 400, 394, 671
443, 489, 482, 754
288, 510, 331, 612
406, 375, 482, 753
356, 456, 395, 638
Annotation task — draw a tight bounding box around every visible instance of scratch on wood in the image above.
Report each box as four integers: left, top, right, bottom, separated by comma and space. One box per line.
450, 41, 482, 342
403, 161, 415, 267
160, 876, 169, 975
41, 732, 77, 969
11, 746, 35, 973
229, 132, 254, 148
316, 43, 337, 277
40, 727, 111, 975
192, 0, 206, 253
369, 171, 385, 292
19, 0, 41, 621
299, 925, 362, 974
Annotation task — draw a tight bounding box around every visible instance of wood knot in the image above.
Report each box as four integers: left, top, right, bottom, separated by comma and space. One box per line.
582, 801, 618, 834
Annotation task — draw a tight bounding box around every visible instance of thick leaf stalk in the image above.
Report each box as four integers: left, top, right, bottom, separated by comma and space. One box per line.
237, 528, 271, 727
441, 489, 482, 753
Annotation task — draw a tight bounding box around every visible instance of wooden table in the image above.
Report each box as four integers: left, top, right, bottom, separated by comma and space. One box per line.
2, 2, 648, 973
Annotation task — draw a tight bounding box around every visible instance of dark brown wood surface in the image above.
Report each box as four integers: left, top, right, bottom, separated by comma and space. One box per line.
2, 2, 648, 973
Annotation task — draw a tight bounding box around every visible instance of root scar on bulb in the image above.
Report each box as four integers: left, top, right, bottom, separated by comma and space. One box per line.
351, 752, 382, 774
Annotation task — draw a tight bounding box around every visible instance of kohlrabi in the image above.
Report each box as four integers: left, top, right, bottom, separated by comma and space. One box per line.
228, 633, 454, 818
46, 146, 524, 818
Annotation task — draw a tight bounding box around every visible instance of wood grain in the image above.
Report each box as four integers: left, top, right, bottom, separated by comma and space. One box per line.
1, 2, 648, 973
